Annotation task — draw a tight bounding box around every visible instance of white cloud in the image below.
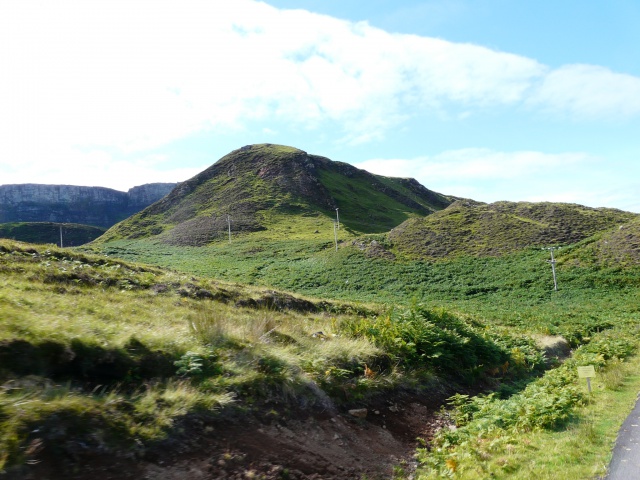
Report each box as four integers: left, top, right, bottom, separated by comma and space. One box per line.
356, 149, 588, 182
528, 64, 640, 119
1, 0, 639, 193
0, 0, 608, 153
354, 149, 640, 212
0, 147, 200, 191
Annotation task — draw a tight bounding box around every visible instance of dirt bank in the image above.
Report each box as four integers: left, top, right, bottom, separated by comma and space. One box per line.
11, 392, 453, 480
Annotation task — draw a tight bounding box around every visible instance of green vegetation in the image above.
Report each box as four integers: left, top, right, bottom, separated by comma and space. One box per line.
4, 144, 640, 477
1, 239, 547, 474
87, 236, 640, 340
389, 200, 636, 259
0, 222, 106, 246
416, 337, 640, 479
314, 163, 447, 232
15, 218, 638, 477
82, 210, 640, 478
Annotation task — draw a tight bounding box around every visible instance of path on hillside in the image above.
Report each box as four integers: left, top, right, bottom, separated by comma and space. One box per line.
605, 393, 640, 479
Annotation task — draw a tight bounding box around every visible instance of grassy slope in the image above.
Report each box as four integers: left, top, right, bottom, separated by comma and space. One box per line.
564, 215, 640, 267
14, 229, 640, 478
0, 222, 106, 246
2, 239, 544, 474
89, 234, 640, 342
7, 155, 640, 477
313, 158, 453, 233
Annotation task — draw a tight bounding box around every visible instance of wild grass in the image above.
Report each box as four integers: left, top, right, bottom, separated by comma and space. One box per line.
0, 379, 235, 469
87, 239, 640, 342
5, 226, 640, 477
414, 329, 640, 479
0, 240, 418, 470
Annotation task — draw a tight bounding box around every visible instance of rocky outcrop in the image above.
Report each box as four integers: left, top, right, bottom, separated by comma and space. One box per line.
0, 183, 177, 228
127, 183, 178, 210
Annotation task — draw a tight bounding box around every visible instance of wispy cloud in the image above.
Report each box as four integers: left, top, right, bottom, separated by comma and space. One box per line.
355, 149, 588, 181
2, 1, 636, 151
354, 149, 640, 212
1, 1, 638, 192
528, 64, 640, 119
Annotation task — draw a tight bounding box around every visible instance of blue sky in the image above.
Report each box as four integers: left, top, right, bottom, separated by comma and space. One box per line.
1, 1, 639, 211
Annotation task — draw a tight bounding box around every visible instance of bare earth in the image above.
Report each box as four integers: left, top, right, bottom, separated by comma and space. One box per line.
16, 393, 452, 480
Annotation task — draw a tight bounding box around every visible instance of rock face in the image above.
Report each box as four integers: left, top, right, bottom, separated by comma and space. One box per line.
0, 183, 177, 228
127, 183, 178, 210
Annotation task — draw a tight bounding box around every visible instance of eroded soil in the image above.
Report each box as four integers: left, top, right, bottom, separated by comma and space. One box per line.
11, 393, 453, 480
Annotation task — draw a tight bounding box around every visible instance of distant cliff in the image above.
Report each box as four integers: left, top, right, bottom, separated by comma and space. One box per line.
0, 183, 177, 228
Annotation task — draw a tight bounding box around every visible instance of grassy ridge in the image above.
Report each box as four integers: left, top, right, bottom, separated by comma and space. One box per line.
389, 200, 637, 259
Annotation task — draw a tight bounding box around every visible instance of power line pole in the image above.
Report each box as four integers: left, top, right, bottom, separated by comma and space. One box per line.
333, 221, 338, 252
59, 225, 63, 248
335, 208, 340, 230
543, 247, 560, 291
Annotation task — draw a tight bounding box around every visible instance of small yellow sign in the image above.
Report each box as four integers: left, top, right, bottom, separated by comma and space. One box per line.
577, 365, 596, 378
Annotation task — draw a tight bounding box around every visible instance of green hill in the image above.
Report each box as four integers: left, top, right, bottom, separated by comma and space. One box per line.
98, 144, 456, 245
389, 200, 637, 260
0, 222, 106, 246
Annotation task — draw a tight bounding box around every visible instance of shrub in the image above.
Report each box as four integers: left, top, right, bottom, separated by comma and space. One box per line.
339, 304, 509, 378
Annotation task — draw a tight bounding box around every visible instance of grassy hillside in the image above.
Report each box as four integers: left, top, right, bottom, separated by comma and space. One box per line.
89, 235, 640, 343
4, 234, 640, 477
0, 222, 106, 246
564, 215, 640, 267
97, 144, 456, 245
2, 239, 551, 477
389, 200, 637, 259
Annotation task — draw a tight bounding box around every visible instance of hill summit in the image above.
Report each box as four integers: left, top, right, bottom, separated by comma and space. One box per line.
100, 144, 457, 245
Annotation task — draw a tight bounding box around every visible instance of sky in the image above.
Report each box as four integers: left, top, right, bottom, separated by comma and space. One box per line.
1, 0, 639, 212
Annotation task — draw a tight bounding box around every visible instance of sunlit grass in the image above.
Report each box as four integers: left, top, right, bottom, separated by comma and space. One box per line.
0, 240, 401, 470
4, 234, 640, 477
414, 344, 640, 479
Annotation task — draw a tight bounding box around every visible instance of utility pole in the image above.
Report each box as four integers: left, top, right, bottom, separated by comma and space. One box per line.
227, 214, 231, 243
59, 225, 63, 248
333, 221, 338, 252
335, 208, 340, 230
543, 247, 559, 291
